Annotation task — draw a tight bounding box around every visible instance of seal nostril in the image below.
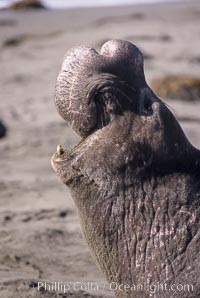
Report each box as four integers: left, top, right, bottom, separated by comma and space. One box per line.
142, 97, 153, 115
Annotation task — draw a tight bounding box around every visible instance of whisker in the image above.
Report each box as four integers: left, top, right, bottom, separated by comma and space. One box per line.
117, 87, 133, 103
100, 106, 104, 128
121, 81, 136, 93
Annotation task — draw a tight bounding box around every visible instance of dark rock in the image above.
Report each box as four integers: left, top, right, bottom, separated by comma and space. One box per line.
0, 120, 7, 138
58, 210, 68, 218
3, 35, 27, 47
2, 0, 45, 10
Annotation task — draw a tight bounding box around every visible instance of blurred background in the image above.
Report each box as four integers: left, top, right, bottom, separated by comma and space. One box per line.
0, 0, 192, 9
0, 0, 200, 297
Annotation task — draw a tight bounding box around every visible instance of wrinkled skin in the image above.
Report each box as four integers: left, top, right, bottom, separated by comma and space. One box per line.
51, 40, 200, 298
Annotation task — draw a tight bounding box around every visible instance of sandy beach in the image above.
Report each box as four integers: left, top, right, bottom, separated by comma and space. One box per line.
0, 1, 200, 297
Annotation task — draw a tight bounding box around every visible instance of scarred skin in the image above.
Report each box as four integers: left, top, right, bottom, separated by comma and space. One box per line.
51, 40, 200, 298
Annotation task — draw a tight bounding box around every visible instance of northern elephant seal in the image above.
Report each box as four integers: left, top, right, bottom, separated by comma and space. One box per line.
51, 40, 200, 298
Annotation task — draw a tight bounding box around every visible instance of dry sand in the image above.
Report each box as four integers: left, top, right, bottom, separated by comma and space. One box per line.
0, 1, 200, 297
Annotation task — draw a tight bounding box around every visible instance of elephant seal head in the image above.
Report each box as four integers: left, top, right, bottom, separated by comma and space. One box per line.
52, 40, 200, 298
